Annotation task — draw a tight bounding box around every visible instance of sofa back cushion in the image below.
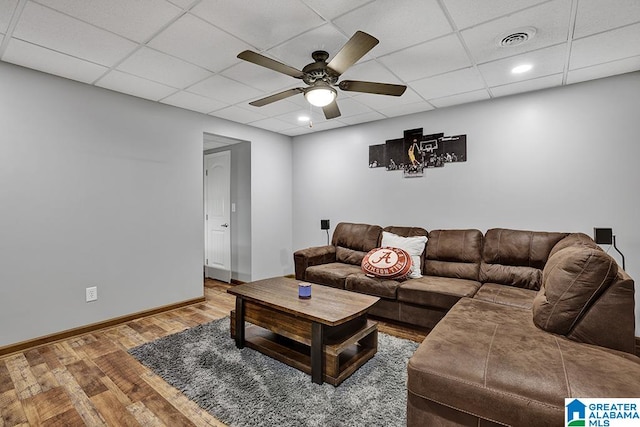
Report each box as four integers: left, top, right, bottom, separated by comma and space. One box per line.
567, 270, 636, 354
548, 232, 600, 259
332, 222, 382, 265
480, 228, 567, 290
532, 246, 618, 336
425, 229, 483, 280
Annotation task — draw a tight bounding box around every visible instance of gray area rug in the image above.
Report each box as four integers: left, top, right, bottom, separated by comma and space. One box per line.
129, 317, 419, 427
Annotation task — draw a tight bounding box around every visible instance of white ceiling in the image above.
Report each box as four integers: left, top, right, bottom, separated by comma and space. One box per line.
1, 0, 639, 136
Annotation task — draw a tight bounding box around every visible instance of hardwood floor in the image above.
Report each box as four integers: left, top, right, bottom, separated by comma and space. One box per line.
0, 279, 428, 426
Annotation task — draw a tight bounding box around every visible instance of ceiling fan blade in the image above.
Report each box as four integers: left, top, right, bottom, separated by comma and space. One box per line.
322, 101, 341, 119
249, 88, 304, 107
237, 50, 304, 79
327, 31, 379, 76
338, 80, 407, 96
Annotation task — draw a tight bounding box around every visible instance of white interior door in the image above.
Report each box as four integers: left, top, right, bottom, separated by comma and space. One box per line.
204, 151, 231, 282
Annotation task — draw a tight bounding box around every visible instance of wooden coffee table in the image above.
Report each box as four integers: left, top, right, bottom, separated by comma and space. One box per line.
228, 277, 380, 386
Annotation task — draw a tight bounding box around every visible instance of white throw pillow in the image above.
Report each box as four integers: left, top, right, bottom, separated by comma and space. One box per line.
381, 231, 428, 279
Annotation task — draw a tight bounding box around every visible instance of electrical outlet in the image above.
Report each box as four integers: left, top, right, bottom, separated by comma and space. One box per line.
86, 286, 98, 302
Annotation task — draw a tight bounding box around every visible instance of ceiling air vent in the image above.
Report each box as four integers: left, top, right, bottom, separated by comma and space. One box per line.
497, 27, 536, 47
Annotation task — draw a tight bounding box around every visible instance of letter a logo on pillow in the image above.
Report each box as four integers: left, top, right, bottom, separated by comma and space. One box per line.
362, 247, 412, 279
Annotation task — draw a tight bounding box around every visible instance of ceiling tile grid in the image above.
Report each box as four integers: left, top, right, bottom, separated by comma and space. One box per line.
0, 0, 638, 135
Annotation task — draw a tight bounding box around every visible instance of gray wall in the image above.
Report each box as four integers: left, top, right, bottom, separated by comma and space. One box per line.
0, 62, 292, 347
205, 141, 252, 283
291, 71, 640, 333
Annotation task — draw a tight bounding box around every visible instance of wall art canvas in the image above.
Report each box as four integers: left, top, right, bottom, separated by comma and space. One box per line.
369, 144, 385, 168
384, 138, 404, 170
370, 128, 467, 179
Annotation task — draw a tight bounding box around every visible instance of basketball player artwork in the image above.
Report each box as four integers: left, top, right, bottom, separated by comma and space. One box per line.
369, 127, 467, 179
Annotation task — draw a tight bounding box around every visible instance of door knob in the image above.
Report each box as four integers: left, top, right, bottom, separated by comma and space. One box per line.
221, 223, 229, 228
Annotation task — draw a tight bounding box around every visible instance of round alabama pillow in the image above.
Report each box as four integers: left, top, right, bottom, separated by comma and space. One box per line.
361, 247, 412, 279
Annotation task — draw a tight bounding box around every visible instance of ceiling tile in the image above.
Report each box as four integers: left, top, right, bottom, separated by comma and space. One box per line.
210, 105, 268, 124
461, 0, 571, 64
379, 34, 472, 82
441, 0, 548, 30
12, 2, 137, 66
35, 0, 182, 43
248, 117, 296, 132
410, 67, 485, 99
302, 119, 348, 132
275, 109, 325, 127
574, 0, 640, 39
117, 47, 212, 88
3, 38, 108, 84
330, 97, 374, 118
240, 99, 302, 117
0, 0, 18, 33
490, 73, 562, 98
567, 56, 640, 85
429, 89, 490, 108
188, 75, 263, 104
338, 111, 386, 126
302, 0, 371, 20
570, 23, 640, 70
333, 0, 452, 57
166, 0, 193, 8
377, 101, 435, 118
161, 91, 226, 113
340, 59, 403, 84
478, 44, 566, 87
96, 70, 177, 101
352, 87, 424, 110
221, 62, 297, 94
264, 24, 349, 71
280, 126, 315, 136
191, 0, 324, 50
148, 14, 252, 72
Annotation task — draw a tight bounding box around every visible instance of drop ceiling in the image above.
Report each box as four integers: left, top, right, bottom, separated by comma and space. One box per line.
1, 0, 639, 136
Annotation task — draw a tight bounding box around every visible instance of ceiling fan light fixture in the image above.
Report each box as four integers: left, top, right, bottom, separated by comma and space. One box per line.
305, 83, 337, 107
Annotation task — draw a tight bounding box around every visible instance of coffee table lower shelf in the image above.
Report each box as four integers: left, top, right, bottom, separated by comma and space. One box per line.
231, 310, 378, 386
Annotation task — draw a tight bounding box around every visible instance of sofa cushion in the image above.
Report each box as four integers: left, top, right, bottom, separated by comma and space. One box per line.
398, 276, 481, 310
424, 229, 483, 281
533, 246, 618, 335
381, 231, 427, 279
361, 247, 412, 279
567, 271, 636, 354
333, 222, 382, 265
304, 262, 362, 289
407, 298, 640, 426
480, 228, 567, 290
474, 283, 537, 309
549, 232, 600, 259
345, 273, 402, 299
335, 247, 367, 266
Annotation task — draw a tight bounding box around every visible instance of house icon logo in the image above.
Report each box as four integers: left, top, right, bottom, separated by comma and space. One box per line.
566, 399, 587, 426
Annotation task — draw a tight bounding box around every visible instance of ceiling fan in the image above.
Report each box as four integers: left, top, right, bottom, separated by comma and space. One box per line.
237, 31, 407, 120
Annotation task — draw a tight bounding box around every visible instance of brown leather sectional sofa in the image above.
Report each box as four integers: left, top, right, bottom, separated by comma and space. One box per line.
294, 222, 640, 426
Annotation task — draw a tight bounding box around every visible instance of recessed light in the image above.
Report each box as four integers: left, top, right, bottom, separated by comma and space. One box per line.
298, 115, 310, 122
512, 64, 533, 74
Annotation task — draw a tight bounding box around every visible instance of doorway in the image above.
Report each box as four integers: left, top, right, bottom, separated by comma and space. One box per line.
204, 151, 231, 282
203, 133, 252, 284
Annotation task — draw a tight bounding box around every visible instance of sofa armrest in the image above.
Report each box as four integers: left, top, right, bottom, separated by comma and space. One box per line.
293, 245, 337, 280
